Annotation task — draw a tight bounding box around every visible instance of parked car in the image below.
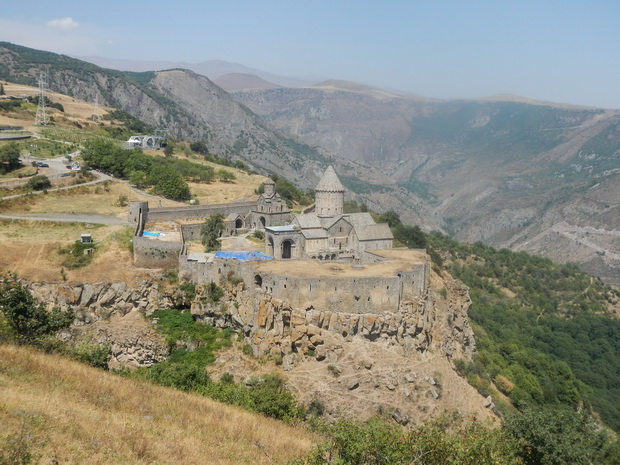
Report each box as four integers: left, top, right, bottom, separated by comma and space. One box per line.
36, 162, 49, 168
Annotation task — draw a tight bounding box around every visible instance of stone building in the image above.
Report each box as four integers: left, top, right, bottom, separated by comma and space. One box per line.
246, 178, 292, 229
265, 166, 393, 260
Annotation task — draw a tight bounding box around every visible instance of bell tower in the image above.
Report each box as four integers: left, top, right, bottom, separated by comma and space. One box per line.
315, 165, 345, 217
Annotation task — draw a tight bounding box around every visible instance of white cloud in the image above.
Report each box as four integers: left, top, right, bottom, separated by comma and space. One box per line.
46, 17, 79, 31
0, 18, 115, 56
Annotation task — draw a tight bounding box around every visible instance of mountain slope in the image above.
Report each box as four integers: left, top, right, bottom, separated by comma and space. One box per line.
0, 41, 443, 230
213, 73, 282, 91
232, 85, 620, 284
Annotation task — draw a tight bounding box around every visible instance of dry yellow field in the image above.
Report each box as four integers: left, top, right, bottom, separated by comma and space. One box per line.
1, 81, 113, 120
0, 345, 317, 464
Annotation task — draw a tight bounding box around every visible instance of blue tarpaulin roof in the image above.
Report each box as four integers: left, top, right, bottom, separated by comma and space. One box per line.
214, 251, 273, 261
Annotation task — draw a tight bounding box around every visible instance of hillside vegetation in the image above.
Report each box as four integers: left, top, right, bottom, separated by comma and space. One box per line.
426, 232, 620, 430
0, 345, 316, 464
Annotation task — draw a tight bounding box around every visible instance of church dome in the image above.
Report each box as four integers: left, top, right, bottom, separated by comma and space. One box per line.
316, 165, 345, 192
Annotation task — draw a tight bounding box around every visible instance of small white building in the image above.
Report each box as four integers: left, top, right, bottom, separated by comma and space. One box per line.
125, 135, 167, 150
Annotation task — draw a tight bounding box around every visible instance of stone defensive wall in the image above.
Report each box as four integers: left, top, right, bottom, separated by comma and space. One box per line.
179, 249, 430, 316
133, 235, 184, 269
128, 200, 257, 225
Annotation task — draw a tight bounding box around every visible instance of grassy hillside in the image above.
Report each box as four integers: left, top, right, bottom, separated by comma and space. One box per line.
0, 345, 316, 464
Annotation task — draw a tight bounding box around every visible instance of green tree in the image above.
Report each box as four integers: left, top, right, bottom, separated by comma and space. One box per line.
128, 170, 148, 189
378, 210, 402, 228
0, 142, 21, 174
0, 83, 5, 96
201, 213, 225, 252
503, 408, 613, 465
393, 223, 427, 249
164, 144, 174, 157
0, 276, 74, 343
217, 169, 236, 183
190, 141, 208, 155
148, 165, 190, 200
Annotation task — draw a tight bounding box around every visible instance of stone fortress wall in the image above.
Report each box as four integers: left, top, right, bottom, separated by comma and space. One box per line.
128, 200, 257, 225
179, 250, 429, 316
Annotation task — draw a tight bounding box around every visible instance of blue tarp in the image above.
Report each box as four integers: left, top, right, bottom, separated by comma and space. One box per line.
143, 231, 161, 237
214, 251, 273, 261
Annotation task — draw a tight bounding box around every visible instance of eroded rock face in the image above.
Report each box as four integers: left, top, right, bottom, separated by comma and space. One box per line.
25, 280, 173, 368
192, 270, 475, 366
27, 280, 175, 321
22, 267, 475, 374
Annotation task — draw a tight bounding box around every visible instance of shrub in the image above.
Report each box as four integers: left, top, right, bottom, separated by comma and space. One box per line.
0, 276, 74, 343
115, 194, 128, 207
142, 362, 210, 391
205, 281, 224, 303
58, 240, 96, 269
70, 342, 111, 369
24, 175, 51, 191
246, 373, 304, 421
503, 408, 614, 465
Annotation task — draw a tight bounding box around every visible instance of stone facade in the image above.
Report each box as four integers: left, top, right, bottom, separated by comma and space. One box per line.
133, 235, 184, 269
246, 178, 293, 229
265, 166, 393, 260
181, 251, 428, 313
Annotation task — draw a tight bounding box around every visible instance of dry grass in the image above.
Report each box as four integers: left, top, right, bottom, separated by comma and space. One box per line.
1, 181, 180, 217
1, 82, 113, 119
0, 219, 145, 284
187, 172, 262, 205
0, 345, 317, 464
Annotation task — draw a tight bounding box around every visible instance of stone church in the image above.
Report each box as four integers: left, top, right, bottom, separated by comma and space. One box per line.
246, 178, 292, 229
265, 166, 393, 260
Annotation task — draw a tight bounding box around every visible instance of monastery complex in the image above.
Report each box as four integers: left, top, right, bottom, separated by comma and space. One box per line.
130, 166, 429, 317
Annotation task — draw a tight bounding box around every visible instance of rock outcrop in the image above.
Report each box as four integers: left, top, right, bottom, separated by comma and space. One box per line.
26, 279, 173, 368
192, 268, 475, 368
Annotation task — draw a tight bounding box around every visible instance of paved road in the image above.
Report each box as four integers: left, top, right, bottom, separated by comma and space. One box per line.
0, 213, 129, 225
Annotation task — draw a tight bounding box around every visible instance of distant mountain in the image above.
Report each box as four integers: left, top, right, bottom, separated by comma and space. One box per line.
213, 73, 282, 92
72, 55, 315, 88
4, 41, 619, 283
0, 41, 440, 231
232, 83, 620, 284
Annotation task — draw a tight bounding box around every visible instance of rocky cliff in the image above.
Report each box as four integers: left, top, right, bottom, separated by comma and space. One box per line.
192, 269, 475, 365
22, 266, 494, 422
26, 279, 173, 368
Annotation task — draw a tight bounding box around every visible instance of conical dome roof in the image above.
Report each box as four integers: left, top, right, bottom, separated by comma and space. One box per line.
316, 165, 345, 192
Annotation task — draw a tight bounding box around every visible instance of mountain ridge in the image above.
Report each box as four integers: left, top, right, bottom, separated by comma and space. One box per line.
2, 40, 618, 284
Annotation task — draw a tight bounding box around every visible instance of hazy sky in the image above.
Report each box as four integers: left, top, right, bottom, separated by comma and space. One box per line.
2, 1, 620, 108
